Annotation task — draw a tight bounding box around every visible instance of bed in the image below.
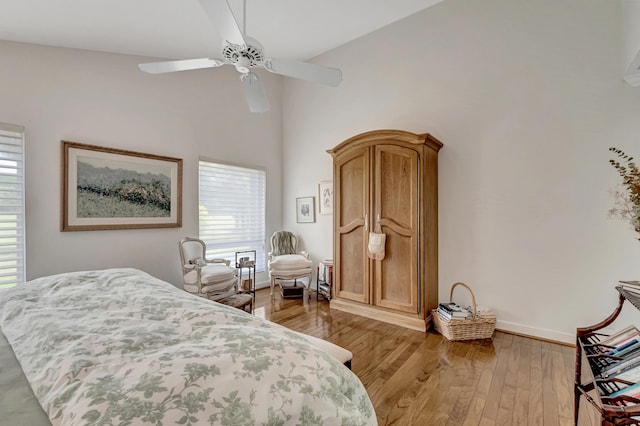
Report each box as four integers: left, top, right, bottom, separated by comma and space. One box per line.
0, 268, 376, 425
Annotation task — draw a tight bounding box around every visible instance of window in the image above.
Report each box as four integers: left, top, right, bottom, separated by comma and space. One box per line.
199, 160, 266, 272
0, 123, 25, 289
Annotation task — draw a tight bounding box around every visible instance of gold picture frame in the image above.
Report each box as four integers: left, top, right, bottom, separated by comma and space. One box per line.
61, 141, 182, 231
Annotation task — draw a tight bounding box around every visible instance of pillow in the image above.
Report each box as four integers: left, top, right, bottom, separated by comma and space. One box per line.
189, 257, 207, 267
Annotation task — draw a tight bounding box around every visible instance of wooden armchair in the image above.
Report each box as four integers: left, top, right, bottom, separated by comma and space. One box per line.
267, 231, 313, 298
178, 237, 252, 312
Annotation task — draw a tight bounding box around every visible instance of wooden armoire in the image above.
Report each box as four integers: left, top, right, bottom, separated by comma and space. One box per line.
327, 129, 442, 332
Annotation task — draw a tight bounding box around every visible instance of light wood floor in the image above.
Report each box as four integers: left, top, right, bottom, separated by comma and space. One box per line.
253, 288, 594, 426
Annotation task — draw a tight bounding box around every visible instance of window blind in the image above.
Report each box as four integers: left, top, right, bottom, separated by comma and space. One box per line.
0, 123, 25, 289
199, 160, 266, 272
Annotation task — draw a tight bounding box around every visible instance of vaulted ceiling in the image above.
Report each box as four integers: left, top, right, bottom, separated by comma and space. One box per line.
0, 0, 444, 60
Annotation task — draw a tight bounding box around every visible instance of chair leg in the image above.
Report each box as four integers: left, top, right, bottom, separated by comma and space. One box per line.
270, 276, 275, 297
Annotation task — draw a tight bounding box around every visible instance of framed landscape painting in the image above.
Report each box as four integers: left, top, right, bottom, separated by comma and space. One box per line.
61, 141, 182, 231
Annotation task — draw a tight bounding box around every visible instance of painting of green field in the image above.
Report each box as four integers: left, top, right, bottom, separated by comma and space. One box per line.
76, 159, 171, 218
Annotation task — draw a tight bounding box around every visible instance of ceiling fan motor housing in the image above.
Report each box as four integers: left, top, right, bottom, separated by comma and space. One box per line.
223, 39, 264, 73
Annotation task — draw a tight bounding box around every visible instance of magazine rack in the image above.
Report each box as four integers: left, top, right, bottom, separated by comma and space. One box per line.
575, 285, 640, 425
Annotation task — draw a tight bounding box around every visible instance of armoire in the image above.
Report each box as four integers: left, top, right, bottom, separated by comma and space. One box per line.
327, 129, 442, 332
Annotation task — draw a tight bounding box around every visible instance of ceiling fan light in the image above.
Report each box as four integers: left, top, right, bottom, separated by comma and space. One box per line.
235, 56, 251, 73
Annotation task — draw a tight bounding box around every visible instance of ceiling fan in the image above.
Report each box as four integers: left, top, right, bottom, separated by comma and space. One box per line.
138, 0, 343, 113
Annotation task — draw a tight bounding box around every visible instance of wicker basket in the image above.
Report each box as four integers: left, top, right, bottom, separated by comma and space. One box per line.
432, 282, 496, 341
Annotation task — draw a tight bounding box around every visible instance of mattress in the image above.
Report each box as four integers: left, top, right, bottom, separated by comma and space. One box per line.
0, 268, 375, 425
0, 329, 50, 425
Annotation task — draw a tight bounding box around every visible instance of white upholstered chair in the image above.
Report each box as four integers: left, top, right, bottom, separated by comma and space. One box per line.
179, 237, 252, 312
267, 231, 313, 298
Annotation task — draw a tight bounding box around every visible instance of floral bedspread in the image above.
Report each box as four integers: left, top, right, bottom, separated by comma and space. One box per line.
0, 268, 375, 425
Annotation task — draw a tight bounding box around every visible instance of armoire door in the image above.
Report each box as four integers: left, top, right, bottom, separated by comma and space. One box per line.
334, 146, 371, 303
372, 144, 420, 313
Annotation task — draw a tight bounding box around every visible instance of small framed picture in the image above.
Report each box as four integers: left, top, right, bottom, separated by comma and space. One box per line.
318, 181, 333, 215
296, 197, 315, 223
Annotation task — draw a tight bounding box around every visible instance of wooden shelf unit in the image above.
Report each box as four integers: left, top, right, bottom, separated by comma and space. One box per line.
235, 250, 256, 307
575, 286, 640, 425
316, 264, 333, 301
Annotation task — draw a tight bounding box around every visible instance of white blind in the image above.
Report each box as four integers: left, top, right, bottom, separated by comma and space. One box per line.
199, 161, 266, 272
0, 123, 25, 289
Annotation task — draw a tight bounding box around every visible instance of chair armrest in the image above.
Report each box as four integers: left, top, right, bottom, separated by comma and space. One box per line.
207, 258, 231, 266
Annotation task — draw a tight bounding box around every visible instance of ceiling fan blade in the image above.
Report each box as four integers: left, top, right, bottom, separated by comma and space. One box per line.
198, 0, 246, 47
240, 73, 269, 113
139, 58, 224, 74
265, 58, 343, 87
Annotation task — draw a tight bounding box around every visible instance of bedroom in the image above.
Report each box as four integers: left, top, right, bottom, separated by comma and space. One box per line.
1, 0, 640, 424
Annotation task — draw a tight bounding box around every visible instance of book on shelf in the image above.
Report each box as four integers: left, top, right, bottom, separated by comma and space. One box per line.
317, 262, 333, 285
599, 325, 640, 349
609, 339, 640, 358
609, 381, 640, 399
614, 362, 640, 383
600, 351, 640, 378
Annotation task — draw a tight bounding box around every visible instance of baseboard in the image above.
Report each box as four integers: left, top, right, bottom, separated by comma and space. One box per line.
496, 319, 574, 346
330, 298, 426, 332
254, 280, 270, 290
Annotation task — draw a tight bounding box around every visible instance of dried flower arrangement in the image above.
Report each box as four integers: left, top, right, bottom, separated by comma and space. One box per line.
609, 147, 640, 239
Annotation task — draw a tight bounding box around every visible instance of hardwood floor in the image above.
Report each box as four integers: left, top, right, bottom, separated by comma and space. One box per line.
253, 288, 591, 426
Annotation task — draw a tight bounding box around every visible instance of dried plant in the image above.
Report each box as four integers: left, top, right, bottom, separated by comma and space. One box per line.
609, 147, 640, 238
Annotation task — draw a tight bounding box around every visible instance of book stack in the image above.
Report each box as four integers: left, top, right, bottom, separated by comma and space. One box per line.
317, 260, 333, 300
436, 302, 471, 321
436, 303, 496, 321
594, 325, 640, 402
318, 260, 333, 285
598, 325, 640, 373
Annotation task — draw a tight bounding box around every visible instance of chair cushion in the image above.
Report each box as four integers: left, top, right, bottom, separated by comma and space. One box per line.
184, 276, 238, 294
216, 293, 252, 309
268, 254, 312, 271
207, 286, 236, 300
183, 263, 237, 285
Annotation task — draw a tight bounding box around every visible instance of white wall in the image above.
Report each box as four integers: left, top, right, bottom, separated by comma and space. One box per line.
3, 0, 640, 344
622, 0, 640, 80
0, 40, 283, 286
281, 0, 640, 343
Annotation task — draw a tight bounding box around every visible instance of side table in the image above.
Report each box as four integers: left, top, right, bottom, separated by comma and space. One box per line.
235, 250, 256, 310
317, 263, 333, 301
